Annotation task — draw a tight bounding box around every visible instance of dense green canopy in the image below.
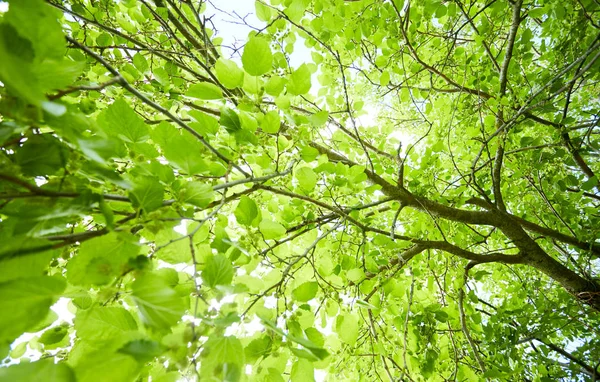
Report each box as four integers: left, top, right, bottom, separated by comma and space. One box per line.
1, 0, 599, 380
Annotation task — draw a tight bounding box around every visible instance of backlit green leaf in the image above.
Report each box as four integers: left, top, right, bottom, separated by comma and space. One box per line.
129, 176, 164, 212
234, 195, 258, 226
75, 306, 138, 342
200, 335, 244, 381
255, 1, 273, 22
287, 64, 312, 95
290, 358, 315, 382
262, 110, 280, 133
186, 82, 223, 100
73, 352, 140, 382
259, 220, 286, 240
335, 313, 359, 346
98, 98, 149, 144
242, 37, 272, 76
202, 254, 234, 288
296, 167, 317, 192
220, 108, 242, 133
180, 181, 214, 208
15, 134, 66, 176
66, 233, 139, 286
215, 58, 244, 89
132, 272, 187, 330
292, 281, 318, 302
0, 359, 75, 382
0, 275, 66, 345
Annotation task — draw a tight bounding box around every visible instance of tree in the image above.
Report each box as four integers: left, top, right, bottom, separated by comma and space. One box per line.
0, 0, 599, 380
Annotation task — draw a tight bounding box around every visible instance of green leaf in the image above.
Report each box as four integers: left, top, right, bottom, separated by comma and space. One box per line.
259, 316, 329, 360
153, 66, 170, 86
220, 108, 242, 133
380, 70, 390, 86
581, 176, 598, 191
0, 24, 41, 104
67, 233, 139, 286
215, 58, 245, 89
308, 111, 328, 127
355, 299, 377, 310
287, 64, 312, 95
335, 313, 359, 346
202, 254, 234, 288
96, 32, 113, 46
296, 167, 318, 192
41, 60, 85, 93
265, 76, 286, 96
242, 37, 272, 76
186, 82, 224, 100
180, 181, 214, 208
255, 1, 273, 22
15, 134, 67, 176
132, 272, 187, 330
152, 123, 207, 174
347, 268, 365, 283
301, 146, 320, 162
292, 282, 318, 302
266, 369, 285, 382
0, 275, 66, 345
0, 246, 54, 283
0, 0, 71, 105
75, 306, 138, 342
39, 325, 68, 345
261, 110, 281, 134
285, 0, 310, 23
245, 336, 272, 361
200, 335, 244, 381
259, 220, 286, 239
118, 339, 164, 362
188, 110, 220, 135
290, 358, 315, 382
132, 53, 148, 72
73, 352, 140, 382
0, 359, 75, 382
304, 327, 324, 347
153, 229, 190, 264
129, 176, 164, 212
98, 98, 149, 144
234, 195, 258, 226
290, 347, 320, 361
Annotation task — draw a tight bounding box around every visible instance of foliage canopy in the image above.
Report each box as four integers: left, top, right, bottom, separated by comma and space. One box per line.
1, 0, 600, 380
